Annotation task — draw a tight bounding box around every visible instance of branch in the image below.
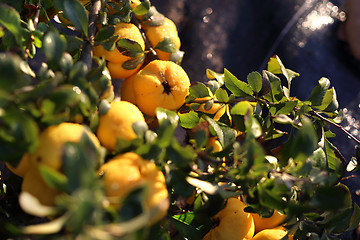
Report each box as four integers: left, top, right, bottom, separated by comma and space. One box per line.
309, 110, 360, 146
80, 0, 102, 71
131, 14, 159, 62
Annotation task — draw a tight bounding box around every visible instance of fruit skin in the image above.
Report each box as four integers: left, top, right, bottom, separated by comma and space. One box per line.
21, 165, 62, 206
98, 152, 169, 225
142, 17, 181, 61
120, 77, 137, 104
96, 100, 146, 151
94, 22, 145, 79
21, 122, 100, 206
123, 60, 190, 116
5, 154, 31, 178
202, 198, 255, 240
197, 97, 226, 122
30, 122, 100, 170
206, 137, 223, 153
251, 210, 286, 233
251, 228, 288, 240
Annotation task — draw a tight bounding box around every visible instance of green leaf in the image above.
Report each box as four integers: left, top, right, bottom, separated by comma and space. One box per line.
269, 101, 298, 116
257, 179, 288, 210
205, 116, 237, 149
186, 82, 211, 103
206, 69, 224, 85
347, 203, 360, 231
324, 138, 345, 178
214, 88, 229, 103
117, 38, 144, 57
94, 26, 115, 42
132, 0, 151, 16
267, 55, 299, 93
63, 0, 89, 37
42, 31, 67, 64
140, 6, 165, 26
0, 4, 22, 45
169, 50, 185, 64
262, 70, 284, 102
307, 77, 330, 106
247, 71, 262, 93
230, 101, 252, 116
278, 117, 318, 164
0, 53, 25, 92
245, 114, 262, 138
224, 69, 253, 97
38, 164, 68, 191
309, 183, 352, 210
156, 108, 179, 126
154, 36, 177, 53
122, 55, 145, 70
179, 111, 201, 129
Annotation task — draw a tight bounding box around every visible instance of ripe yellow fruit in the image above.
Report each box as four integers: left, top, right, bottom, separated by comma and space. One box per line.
252, 228, 288, 240
120, 77, 137, 104
21, 165, 62, 206
202, 198, 255, 240
196, 97, 226, 121
206, 137, 222, 152
98, 152, 169, 224
96, 100, 146, 151
5, 154, 31, 178
31, 123, 100, 170
122, 60, 190, 116
251, 210, 286, 233
142, 17, 181, 61
94, 22, 145, 79
206, 137, 226, 167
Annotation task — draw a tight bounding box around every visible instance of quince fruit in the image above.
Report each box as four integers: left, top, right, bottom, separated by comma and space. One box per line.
30, 122, 100, 170
142, 17, 181, 61
252, 228, 288, 240
98, 152, 169, 225
202, 198, 255, 240
251, 210, 286, 233
96, 100, 146, 151
94, 22, 145, 79
5, 154, 31, 178
22, 122, 100, 206
121, 60, 190, 116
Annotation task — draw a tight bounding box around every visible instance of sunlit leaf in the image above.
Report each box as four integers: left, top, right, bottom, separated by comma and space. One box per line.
224, 69, 253, 97
178, 111, 200, 129
262, 70, 284, 102
154, 36, 177, 53
247, 71, 262, 94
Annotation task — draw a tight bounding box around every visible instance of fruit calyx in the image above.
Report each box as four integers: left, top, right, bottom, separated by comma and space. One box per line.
160, 72, 172, 94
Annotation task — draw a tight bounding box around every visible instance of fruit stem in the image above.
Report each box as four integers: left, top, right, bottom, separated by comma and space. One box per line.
160, 72, 172, 94
131, 14, 159, 62
80, 0, 102, 71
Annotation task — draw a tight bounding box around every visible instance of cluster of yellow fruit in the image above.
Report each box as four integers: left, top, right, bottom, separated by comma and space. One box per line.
202, 197, 292, 240
6, 102, 169, 224
5, 0, 192, 226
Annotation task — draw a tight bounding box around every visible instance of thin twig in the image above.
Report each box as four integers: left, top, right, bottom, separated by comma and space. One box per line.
309, 110, 360, 146
80, 0, 102, 71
